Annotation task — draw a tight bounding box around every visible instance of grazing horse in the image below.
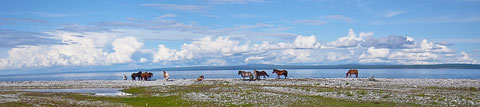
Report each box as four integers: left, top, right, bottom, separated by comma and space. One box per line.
197, 75, 204, 81
163, 71, 170, 81
141, 72, 153, 81
272, 69, 288, 79
131, 71, 142, 81
238, 71, 254, 80
346, 69, 358, 78
254, 69, 269, 80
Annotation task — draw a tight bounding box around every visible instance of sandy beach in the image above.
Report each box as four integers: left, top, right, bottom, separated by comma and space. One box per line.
0, 78, 478, 106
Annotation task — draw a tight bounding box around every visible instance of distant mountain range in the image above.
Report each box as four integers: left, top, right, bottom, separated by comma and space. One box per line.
141, 64, 480, 71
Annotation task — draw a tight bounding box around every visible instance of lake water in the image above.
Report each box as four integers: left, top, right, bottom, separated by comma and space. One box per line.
0, 69, 479, 81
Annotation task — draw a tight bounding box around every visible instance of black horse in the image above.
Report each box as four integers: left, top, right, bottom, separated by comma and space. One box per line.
131, 71, 142, 81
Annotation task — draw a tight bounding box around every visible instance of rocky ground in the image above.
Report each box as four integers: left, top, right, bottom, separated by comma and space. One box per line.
0, 78, 478, 106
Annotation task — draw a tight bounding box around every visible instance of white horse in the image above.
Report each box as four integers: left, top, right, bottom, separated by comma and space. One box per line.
163, 71, 170, 81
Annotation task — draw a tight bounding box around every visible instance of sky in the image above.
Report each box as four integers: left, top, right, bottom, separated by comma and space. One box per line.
0, 0, 479, 71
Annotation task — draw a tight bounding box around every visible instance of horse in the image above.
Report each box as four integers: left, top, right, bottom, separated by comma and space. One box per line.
254, 69, 269, 80
238, 71, 254, 81
163, 71, 170, 81
272, 69, 288, 79
131, 71, 142, 81
197, 75, 204, 81
141, 72, 153, 81
346, 69, 358, 78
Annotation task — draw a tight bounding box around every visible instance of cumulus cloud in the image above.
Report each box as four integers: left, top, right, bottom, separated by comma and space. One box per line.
328, 29, 414, 49
0, 31, 143, 69
0, 28, 477, 70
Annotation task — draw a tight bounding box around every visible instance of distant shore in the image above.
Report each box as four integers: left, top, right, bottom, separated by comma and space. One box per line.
0, 78, 478, 106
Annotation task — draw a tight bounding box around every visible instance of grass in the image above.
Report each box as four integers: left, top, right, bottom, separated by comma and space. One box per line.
0, 102, 33, 106
3, 83, 427, 107
316, 88, 335, 92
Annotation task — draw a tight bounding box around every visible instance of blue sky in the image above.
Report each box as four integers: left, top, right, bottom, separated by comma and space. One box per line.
0, 0, 479, 71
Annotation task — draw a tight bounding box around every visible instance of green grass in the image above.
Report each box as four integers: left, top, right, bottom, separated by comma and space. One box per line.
3, 84, 428, 107
0, 102, 33, 107
316, 88, 335, 92
357, 90, 368, 95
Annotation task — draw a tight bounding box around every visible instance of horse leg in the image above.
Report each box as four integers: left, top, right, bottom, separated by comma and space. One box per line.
355, 73, 358, 78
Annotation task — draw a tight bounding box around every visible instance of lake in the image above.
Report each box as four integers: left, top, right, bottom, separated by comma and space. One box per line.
0, 69, 479, 81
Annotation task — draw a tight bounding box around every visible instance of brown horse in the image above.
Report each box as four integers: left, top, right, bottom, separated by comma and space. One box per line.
197, 75, 204, 81
346, 69, 358, 78
238, 71, 254, 80
131, 71, 142, 81
141, 72, 153, 81
254, 69, 269, 80
272, 69, 288, 79
163, 71, 170, 81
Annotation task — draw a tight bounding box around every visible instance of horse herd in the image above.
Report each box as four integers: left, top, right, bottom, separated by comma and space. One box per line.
130, 71, 153, 81
125, 69, 360, 81
238, 69, 288, 81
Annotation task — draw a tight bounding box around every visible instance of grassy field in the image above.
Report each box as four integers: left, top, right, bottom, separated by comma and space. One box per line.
0, 84, 423, 107
1, 78, 478, 106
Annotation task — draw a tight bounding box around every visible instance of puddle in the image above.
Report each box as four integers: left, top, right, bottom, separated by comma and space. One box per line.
18, 88, 132, 96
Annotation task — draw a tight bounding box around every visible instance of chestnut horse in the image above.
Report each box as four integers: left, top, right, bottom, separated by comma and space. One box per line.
346, 69, 358, 78
197, 75, 204, 81
141, 72, 153, 81
254, 69, 269, 80
272, 69, 288, 79
163, 71, 170, 81
131, 71, 142, 81
238, 71, 254, 80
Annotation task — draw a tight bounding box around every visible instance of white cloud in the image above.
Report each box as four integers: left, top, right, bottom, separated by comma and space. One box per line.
157, 13, 177, 19
244, 56, 265, 62
0, 31, 144, 69
385, 11, 405, 17
0, 28, 478, 70
141, 3, 208, 12
139, 58, 148, 63
328, 29, 372, 48
107, 36, 143, 64
293, 19, 326, 25
293, 35, 322, 49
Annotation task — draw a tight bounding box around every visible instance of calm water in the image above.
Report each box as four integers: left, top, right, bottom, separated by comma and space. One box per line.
0, 69, 479, 81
